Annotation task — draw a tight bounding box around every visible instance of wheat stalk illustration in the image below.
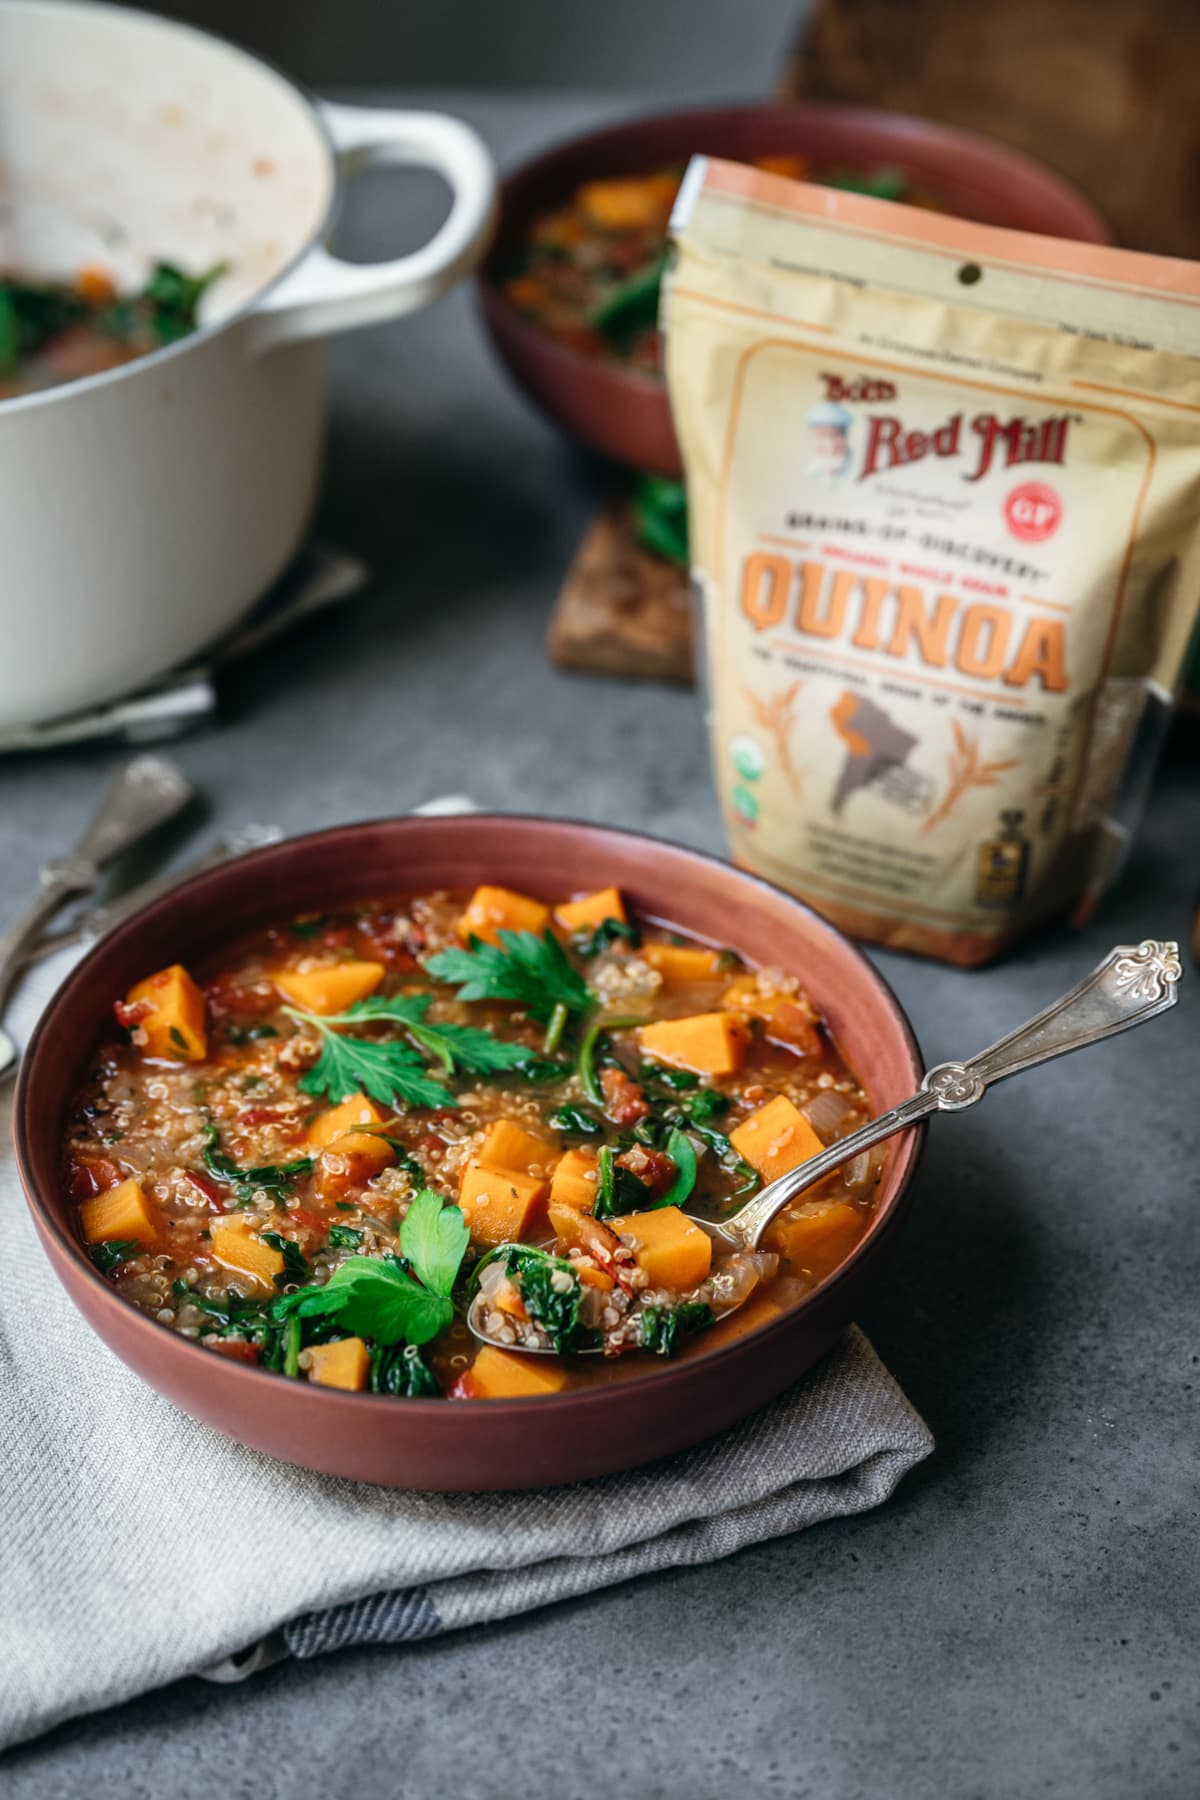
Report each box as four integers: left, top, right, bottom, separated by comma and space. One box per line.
922, 718, 1018, 833
744, 681, 804, 794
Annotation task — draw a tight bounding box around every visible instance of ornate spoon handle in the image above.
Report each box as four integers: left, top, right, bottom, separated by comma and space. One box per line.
723, 938, 1183, 1251
0, 757, 192, 1073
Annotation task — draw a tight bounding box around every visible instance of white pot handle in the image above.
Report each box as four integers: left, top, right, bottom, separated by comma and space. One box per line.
247, 100, 497, 354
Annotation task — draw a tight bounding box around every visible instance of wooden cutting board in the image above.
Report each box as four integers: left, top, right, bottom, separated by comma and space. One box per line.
547, 499, 696, 684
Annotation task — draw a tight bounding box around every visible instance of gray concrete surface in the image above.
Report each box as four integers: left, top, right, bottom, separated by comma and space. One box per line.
1, 94, 1197, 1800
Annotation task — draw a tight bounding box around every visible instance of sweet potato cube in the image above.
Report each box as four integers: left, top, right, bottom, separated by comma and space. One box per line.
274, 960, 384, 1015
491, 1278, 529, 1319
307, 1337, 370, 1391
638, 1012, 749, 1077
548, 1201, 618, 1260
577, 172, 679, 231
554, 886, 626, 933
549, 1147, 599, 1212
458, 1163, 549, 1247
730, 1095, 825, 1186
576, 1264, 615, 1293
464, 1346, 570, 1399
209, 1217, 285, 1293
80, 1177, 159, 1246
315, 1130, 397, 1201
764, 1200, 866, 1284
125, 963, 207, 1061
642, 943, 722, 985
722, 976, 821, 1055
477, 1119, 560, 1180
456, 885, 551, 947
307, 1092, 388, 1150
609, 1205, 712, 1291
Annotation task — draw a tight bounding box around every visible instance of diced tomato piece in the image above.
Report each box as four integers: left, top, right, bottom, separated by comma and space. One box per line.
203, 973, 278, 1018
600, 1066, 650, 1125
320, 925, 358, 950
416, 1134, 445, 1158
113, 998, 153, 1029
448, 1370, 476, 1400
238, 1106, 290, 1127
764, 1001, 823, 1057
288, 1207, 329, 1237
358, 933, 419, 971
68, 1155, 126, 1202
204, 1339, 261, 1364
615, 1144, 677, 1199
185, 1170, 227, 1211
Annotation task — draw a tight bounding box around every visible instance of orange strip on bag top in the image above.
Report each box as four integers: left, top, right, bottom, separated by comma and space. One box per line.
664, 157, 1200, 965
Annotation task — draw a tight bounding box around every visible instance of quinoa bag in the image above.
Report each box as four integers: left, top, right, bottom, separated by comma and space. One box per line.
664, 158, 1200, 964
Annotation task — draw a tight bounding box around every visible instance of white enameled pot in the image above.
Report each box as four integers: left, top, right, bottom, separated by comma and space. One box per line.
0, 0, 497, 730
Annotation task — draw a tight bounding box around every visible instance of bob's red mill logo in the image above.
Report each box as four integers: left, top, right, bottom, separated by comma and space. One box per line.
817, 372, 1072, 483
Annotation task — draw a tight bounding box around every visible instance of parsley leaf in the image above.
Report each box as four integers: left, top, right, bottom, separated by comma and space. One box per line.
271, 1188, 469, 1348
400, 1186, 469, 1298
322, 993, 537, 1077
273, 1256, 450, 1346
288, 1013, 456, 1112
424, 929, 593, 1023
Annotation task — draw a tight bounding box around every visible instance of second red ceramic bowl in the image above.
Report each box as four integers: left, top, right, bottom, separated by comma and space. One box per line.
478, 101, 1111, 476
15, 814, 924, 1490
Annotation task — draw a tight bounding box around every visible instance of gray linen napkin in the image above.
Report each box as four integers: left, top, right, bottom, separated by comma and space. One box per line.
0, 931, 932, 1752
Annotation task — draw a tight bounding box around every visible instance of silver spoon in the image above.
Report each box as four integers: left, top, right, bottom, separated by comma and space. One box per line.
468, 936, 1183, 1355
0, 756, 192, 1078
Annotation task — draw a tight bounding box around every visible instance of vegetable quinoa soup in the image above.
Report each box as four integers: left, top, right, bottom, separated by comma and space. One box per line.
501, 158, 943, 374
65, 883, 879, 1400
0, 261, 223, 398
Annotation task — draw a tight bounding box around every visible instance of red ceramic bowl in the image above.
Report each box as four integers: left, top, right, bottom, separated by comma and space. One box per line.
478, 101, 1112, 476
15, 814, 925, 1490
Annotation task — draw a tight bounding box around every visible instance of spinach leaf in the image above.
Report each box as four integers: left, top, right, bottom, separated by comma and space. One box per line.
89, 1239, 139, 1275
201, 1122, 313, 1201
578, 1013, 647, 1105
593, 1143, 649, 1220
657, 1127, 698, 1208
328, 1224, 363, 1250
499, 1245, 600, 1356
224, 1023, 279, 1044
259, 1230, 309, 1284
570, 917, 640, 958
371, 1342, 440, 1398
638, 1301, 715, 1356
548, 1103, 604, 1139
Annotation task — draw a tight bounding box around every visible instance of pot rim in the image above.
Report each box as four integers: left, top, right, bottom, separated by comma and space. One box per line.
14, 811, 927, 1422
0, 0, 340, 419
